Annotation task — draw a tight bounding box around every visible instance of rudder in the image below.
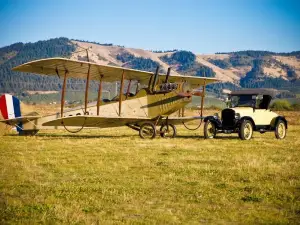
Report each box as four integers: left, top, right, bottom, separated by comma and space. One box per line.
0, 94, 23, 132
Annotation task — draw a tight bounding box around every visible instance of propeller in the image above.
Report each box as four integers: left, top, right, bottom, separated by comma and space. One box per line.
191, 90, 204, 96
177, 92, 192, 98
177, 90, 203, 98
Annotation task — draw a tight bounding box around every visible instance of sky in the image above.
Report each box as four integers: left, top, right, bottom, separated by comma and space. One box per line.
0, 0, 299, 53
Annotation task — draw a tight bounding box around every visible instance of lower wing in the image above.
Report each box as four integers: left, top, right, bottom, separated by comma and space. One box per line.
42, 116, 153, 128
163, 116, 203, 125
42, 116, 204, 128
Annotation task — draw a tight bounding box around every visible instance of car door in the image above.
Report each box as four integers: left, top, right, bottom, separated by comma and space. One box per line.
252, 108, 274, 125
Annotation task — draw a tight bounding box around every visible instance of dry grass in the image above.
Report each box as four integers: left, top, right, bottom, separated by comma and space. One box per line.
0, 114, 11, 136
0, 112, 300, 224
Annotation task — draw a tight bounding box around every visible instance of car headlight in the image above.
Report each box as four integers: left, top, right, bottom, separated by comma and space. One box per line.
235, 113, 240, 120
213, 113, 219, 119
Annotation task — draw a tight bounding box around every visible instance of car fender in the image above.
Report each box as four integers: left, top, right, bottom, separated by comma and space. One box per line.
204, 116, 222, 128
271, 116, 288, 129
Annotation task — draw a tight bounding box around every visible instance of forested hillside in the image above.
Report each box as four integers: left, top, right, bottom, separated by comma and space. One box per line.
0, 38, 75, 93
160, 51, 216, 77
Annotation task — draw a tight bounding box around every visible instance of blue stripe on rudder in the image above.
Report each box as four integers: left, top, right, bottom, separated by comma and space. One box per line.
12, 96, 23, 132
12, 96, 21, 117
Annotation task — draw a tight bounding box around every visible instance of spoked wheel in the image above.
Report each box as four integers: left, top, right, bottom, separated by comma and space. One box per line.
239, 120, 253, 140
204, 120, 217, 139
160, 124, 177, 138
275, 119, 286, 139
139, 122, 156, 139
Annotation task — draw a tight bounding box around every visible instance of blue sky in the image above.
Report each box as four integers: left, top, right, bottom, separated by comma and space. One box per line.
0, 0, 299, 53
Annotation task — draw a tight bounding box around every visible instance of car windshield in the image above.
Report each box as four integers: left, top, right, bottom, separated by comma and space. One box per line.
230, 95, 254, 107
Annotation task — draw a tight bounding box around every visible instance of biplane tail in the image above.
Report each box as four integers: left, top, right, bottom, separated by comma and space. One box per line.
0, 94, 40, 134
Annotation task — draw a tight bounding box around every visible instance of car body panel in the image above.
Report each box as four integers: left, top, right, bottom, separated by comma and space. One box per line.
229, 107, 279, 126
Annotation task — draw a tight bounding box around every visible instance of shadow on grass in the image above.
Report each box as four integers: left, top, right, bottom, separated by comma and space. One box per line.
175, 135, 240, 140
6, 133, 136, 139
5, 133, 241, 140
6, 133, 241, 140
6, 132, 240, 140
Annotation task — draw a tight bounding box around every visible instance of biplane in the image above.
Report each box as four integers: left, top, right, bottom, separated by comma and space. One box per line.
0, 57, 217, 138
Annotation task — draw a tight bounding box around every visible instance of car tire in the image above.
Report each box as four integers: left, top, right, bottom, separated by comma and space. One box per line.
204, 120, 217, 139
275, 119, 286, 139
239, 120, 253, 140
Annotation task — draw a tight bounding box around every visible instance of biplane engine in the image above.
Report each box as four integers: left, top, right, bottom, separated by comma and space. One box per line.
159, 83, 178, 92
153, 67, 181, 94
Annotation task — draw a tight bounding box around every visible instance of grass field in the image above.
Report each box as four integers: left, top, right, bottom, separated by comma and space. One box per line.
0, 111, 300, 224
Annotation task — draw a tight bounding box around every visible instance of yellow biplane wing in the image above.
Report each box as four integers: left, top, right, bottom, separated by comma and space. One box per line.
42, 115, 202, 128
43, 116, 152, 127
12, 58, 218, 88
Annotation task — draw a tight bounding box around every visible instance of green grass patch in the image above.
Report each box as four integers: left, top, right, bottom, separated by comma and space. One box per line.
0, 124, 300, 224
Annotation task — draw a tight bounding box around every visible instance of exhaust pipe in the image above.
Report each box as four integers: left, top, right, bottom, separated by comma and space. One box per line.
152, 66, 160, 93
165, 67, 171, 83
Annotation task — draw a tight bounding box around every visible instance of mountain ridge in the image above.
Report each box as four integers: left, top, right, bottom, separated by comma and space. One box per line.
1, 37, 300, 97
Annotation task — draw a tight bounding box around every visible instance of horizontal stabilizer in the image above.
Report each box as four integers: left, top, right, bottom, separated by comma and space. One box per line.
0, 116, 41, 126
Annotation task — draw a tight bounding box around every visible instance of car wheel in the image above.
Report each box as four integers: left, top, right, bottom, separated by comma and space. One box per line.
139, 122, 156, 139
275, 119, 286, 139
204, 120, 217, 139
239, 120, 253, 140
160, 124, 177, 138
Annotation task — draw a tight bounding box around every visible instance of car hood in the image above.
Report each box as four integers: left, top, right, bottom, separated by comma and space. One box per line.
229, 107, 255, 114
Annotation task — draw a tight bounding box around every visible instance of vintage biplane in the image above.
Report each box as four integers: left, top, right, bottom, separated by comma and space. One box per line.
0, 57, 217, 138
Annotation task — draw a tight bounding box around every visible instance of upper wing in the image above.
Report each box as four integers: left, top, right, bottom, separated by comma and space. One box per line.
42, 115, 204, 128
12, 58, 218, 87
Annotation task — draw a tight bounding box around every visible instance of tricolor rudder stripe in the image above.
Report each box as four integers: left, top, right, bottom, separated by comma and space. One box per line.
0, 94, 23, 131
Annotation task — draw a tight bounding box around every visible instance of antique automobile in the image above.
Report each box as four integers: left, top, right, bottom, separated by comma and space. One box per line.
203, 89, 287, 140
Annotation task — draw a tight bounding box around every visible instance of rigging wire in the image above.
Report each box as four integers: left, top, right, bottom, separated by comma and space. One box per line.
182, 118, 203, 131
61, 117, 86, 133
181, 106, 204, 131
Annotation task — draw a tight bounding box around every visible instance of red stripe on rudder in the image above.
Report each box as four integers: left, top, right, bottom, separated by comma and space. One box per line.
0, 95, 9, 119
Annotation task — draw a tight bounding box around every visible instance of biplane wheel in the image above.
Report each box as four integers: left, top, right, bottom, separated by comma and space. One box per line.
160, 124, 177, 138
139, 122, 156, 139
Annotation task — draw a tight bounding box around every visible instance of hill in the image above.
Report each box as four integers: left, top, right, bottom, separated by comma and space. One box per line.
1, 38, 300, 100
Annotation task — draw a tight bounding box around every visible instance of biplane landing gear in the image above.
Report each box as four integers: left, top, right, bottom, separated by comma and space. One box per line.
160, 124, 177, 138
139, 122, 156, 139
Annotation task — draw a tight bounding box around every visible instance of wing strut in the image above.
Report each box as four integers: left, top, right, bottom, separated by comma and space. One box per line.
119, 70, 125, 116
84, 64, 91, 114
200, 79, 206, 117
60, 70, 68, 117
97, 75, 103, 115
126, 80, 132, 99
